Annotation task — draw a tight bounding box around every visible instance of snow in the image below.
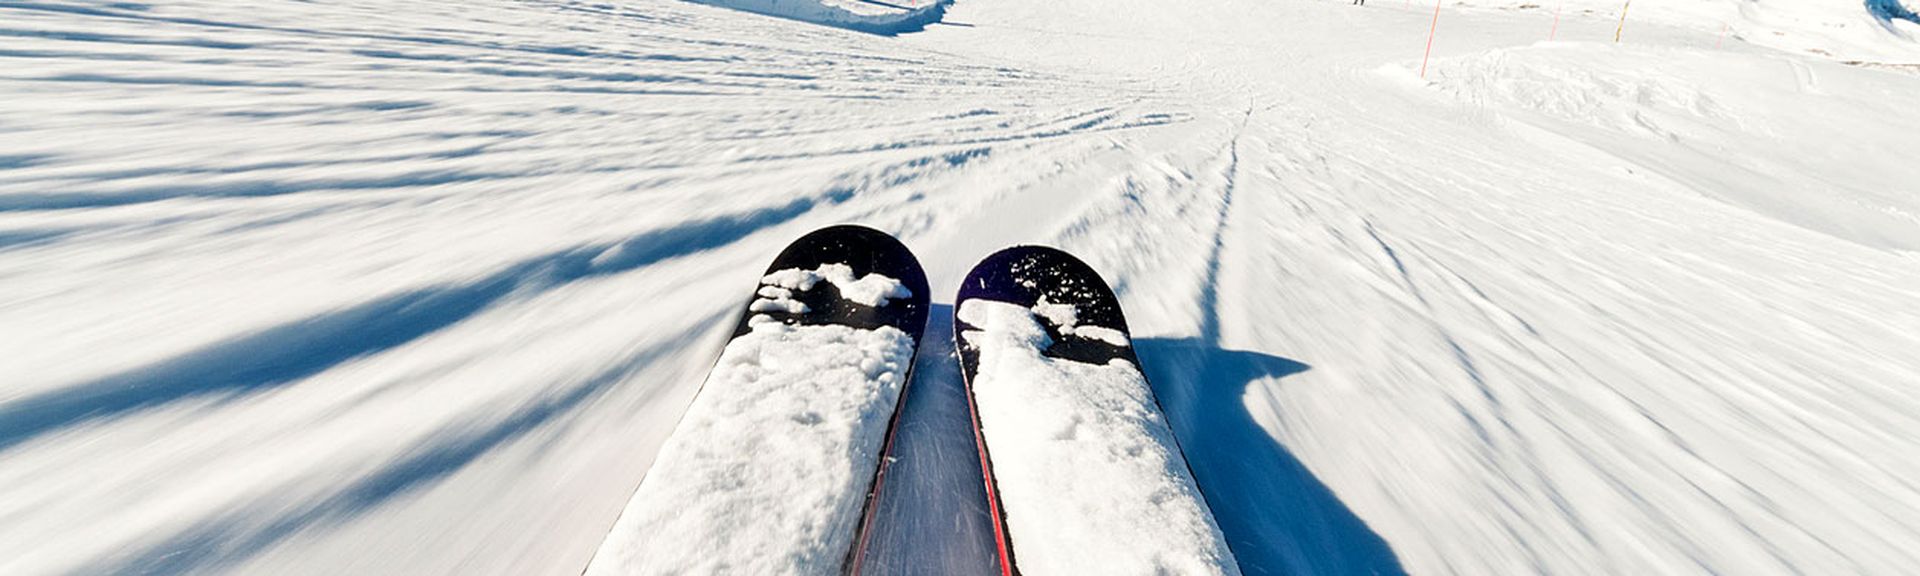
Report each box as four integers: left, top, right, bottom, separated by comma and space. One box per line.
1031, 296, 1133, 346
688, 0, 950, 35
1029, 297, 1080, 329
4, 0, 1920, 574
751, 295, 812, 314
584, 318, 915, 575
1442, 0, 1920, 61
958, 299, 1239, 576
760, 263, 915, 307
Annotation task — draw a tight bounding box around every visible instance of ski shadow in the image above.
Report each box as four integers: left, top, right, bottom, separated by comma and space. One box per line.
1135, 338, 1406, 576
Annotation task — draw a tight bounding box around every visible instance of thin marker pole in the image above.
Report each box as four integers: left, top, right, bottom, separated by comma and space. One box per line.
1550, 1, 1563, 40
1614, 0, 1632, 43
1715, 22, 1729, 49
1421, 0, 1443, 78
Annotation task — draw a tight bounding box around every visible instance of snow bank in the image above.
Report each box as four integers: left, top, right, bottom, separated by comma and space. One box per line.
958, 299, 1238, 576
584, 318, 915, 575
687, 0, 950, 35
1417, 42, 1920, 252
1447, 0, 1920, 61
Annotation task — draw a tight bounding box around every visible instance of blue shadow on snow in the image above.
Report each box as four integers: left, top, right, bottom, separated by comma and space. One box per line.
82, 323, 706, 575
684, 0, 951, 36
1868, 0, 1920, 25
0, 189, 847, 453
1136, 338, 1406, 576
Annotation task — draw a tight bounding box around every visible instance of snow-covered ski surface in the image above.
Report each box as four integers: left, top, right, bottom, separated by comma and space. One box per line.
586, 225, 927, 575
4, 0, 1920, 574
586, 320, 913, 575
959, 298, 1239, 576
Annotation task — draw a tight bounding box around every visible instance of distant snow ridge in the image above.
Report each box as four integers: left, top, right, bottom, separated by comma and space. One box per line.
687, 0, 950, 35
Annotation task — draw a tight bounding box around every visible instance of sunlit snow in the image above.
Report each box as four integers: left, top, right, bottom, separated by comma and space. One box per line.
2, 0, 1917, 574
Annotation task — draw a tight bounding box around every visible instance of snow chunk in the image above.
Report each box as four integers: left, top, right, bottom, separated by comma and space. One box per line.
1069, 325, 1130, 347
1030, 296, 1079, 328
957, 299, 1238, 576
586, 321, 915, 575
1027, 297, 1131, 347
761, 263, 913, 307
749, 297, 810, 314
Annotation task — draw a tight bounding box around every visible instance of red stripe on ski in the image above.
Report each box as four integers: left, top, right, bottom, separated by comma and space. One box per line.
846, 368, 913, 576
963, 369, 1016, 576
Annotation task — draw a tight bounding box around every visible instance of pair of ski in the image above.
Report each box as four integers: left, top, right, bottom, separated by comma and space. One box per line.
585, 225, 1239, 576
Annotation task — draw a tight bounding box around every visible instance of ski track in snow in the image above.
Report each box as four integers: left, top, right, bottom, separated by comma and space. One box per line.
3, 0, 1919, 574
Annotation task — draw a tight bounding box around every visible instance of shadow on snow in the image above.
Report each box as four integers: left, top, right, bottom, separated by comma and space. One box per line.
1136, 338, 1406, 576
0, 189, 847, 453
82, 325, 708, 575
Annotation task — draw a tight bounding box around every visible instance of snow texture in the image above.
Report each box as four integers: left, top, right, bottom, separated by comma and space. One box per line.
584, 319, 915, 575
1031, 296, 1132, 346
688, 0, 950, 35
1444, 0, 1920, 60
4, 0, 1920, 574
760, 263, 914, 307
959, 299, 1239, 576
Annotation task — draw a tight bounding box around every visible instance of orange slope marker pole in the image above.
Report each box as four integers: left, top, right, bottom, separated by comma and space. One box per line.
1614, 0, 1633, 43
1421, 0, 1443, 78
1715, 22, 1730, 49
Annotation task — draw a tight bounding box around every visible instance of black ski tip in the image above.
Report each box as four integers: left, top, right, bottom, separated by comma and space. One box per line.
734, 224, 931, 339
955, 245, 1135, 367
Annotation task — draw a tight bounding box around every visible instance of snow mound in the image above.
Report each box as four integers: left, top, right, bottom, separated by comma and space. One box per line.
687, 0, 949, 35
584, 320, 915, 575
1419, 42, 1920, 252
1447, 0, 1920, 61
958, 299, 1238, 576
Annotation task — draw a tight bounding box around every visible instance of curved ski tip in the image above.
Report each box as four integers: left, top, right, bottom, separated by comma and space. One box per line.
963, 244, 1115, 290
730, 223, 933, 338
798, 223, 898, 242
773, 224, 930, 298
956, 244, 1128, 334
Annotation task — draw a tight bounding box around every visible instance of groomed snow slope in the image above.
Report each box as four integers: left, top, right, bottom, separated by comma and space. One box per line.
2, 0, 1918, 575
